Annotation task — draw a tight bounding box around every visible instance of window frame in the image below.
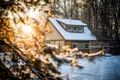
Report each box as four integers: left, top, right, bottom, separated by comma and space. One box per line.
72, 43, 78, 48
84, 43, 89, 49
79, 42, 89, 50
67, 25, 73, 31
73, 25, 78, 32
78, 26, 84, 32
79, 43, 84, 49
67, 25, 84, 33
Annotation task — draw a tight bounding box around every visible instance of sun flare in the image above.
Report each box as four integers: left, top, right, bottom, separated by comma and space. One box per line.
22, 25, 33, 34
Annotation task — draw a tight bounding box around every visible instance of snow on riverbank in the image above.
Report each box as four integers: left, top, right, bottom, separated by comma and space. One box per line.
58, 55, 120, 80
1, 52, 120, 80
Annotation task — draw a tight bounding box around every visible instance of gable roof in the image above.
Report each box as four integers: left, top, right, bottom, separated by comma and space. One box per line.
49, 18, 97, 41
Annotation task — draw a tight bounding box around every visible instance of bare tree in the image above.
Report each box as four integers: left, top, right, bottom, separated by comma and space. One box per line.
50, 0, 81, 19
80, 0, 120, 41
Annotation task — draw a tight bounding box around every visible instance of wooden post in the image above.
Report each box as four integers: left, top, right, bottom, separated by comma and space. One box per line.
89, 41, 91, 53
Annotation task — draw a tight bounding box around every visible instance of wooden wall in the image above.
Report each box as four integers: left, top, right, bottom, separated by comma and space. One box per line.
45, 21, 64, 41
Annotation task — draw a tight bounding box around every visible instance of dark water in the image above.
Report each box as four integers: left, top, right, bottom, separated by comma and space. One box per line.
58, 55, 120, 80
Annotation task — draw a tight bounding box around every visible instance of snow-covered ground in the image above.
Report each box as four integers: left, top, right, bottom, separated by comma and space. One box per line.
58, 54, 120, 80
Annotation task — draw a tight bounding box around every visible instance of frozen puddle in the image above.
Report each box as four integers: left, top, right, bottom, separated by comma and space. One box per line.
58, 55, 120, 80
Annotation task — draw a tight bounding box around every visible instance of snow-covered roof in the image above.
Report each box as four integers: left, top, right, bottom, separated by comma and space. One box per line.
49, 18, 97, 40
56, 18, 87, 26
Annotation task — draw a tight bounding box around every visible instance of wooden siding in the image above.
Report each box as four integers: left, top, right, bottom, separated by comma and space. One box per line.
45, 21, 64, 41
90, 41, 104, 53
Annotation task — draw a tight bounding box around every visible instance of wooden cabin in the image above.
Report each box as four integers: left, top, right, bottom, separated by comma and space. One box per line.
45, 18, 97, 53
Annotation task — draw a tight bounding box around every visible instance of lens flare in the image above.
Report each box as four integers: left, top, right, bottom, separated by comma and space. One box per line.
22, 25, 33, 34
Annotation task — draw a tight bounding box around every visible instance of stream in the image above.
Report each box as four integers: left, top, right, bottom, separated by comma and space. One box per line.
58, 54, 120, 80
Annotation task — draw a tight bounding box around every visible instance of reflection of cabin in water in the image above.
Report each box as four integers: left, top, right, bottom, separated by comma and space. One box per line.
45, 18, 97, 53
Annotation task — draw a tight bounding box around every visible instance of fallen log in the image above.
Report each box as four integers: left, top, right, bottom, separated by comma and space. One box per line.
75, 49, 105, 58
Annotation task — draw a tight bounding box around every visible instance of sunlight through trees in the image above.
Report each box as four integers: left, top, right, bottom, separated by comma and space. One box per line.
0, 0, 119, 80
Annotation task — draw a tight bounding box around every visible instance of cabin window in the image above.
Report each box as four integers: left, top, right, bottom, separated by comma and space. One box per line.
67, 25, 72, 31
72, 43, 78, 48
78, 26, 84, 32
84, 43, 89, 49
79, 42, 89, 49
67, 25, 84, 32
79, 43, 84, 49
73, 26, 77, 32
